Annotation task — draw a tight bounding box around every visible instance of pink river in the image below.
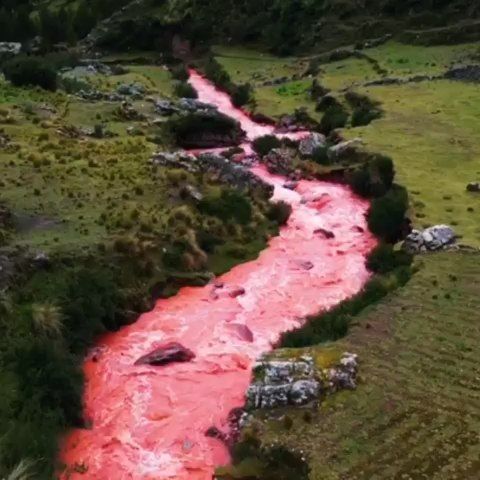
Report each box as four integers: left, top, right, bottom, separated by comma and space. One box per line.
60, 70, 376, 479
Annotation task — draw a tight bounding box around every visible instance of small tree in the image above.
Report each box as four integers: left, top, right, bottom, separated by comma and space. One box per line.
2, 56, 58, 91
368, 185, 409, 243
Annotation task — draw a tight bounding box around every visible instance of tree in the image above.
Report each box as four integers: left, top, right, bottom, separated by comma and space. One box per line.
2, 56, 58, 91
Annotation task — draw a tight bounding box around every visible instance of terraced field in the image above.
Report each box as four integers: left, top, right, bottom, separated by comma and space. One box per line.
246, 252, 480, 479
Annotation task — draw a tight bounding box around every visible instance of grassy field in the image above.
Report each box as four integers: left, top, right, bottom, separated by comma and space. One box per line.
244, 252, 480, 479
215, 41, 480, 245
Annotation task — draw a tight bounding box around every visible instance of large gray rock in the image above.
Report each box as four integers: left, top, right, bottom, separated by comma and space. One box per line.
403, 225, 456, 253
299, 132, 325, 157
246, 353, 358, 410
328, 138, 363, 159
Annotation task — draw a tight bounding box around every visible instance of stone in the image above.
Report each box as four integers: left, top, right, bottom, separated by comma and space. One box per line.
314, 228, 335, 239
289, 380, 320, 405
227, 323, 254, 342
328, 137, 363, 159
182, 184, 203, 202
246, 353, 359, 410
283, 180, 298, 190
263, 148, 296, 176
229, 286, 246, 298
117, 82, 145, 97
134, 342, 195, 366
466, 182, 480, 192
403, 225, 456, 253
298, 132, 326, 157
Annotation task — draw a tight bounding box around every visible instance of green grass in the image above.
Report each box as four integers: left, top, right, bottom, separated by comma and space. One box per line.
215, 42, 480, 245
213, 45, 306, 85
349, 80, 480, 245
246, 252, 480, 479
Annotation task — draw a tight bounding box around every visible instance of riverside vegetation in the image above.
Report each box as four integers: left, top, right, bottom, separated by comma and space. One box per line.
0, 1, 479, 479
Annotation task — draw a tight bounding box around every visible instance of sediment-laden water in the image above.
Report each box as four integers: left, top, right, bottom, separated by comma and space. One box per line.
60, 71, 375, 480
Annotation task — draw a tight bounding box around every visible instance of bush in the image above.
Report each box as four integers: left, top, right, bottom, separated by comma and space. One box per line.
232, 83, 253, 107
349, 154, 395, 198
174, 80, 198, 98
346, 90, 383, 127
203, 55, 232, 91
366, 243, 413, 274
2, 56, 57, 91
368, 185, 409, 243
252, 135, 281, 156
320, 105, 348, 133
312, 145, 331, 165
267, 201, 292, 225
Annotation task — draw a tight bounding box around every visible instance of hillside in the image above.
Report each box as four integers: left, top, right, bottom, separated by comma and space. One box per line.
0, 1, 479, 479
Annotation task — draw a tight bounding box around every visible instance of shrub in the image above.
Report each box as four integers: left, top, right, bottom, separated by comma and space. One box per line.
174, 81, 198, 98
366, 243, 413, 274
203, 55, 233, 91
231, 83, 253, 107
349, 154, 395, 198
252, 135, 281, 156
2, 56, 57, 91
320, 105, 348, 133
312, 145, 331, 165
346, 90, 383, 127
368, 185, 409, 243
267, 201, 292, 225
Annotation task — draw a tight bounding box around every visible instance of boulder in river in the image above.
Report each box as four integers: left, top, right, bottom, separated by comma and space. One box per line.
134, 342, 195, 366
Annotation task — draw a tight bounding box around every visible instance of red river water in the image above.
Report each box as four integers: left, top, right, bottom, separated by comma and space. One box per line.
60, 70, 376, 479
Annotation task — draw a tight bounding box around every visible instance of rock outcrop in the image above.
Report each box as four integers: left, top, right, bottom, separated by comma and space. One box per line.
402, 225, 456, 253
151, 151, 274, 196
298, 132, 325, 157
246, 352, 359, 410
134, 342, 195, 366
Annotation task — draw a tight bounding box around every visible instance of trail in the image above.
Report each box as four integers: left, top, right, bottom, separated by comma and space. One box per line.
60, 71, 375, 480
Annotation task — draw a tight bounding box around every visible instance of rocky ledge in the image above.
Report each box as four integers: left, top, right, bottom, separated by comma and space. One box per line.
151, 151, 273, 197
246, 352, 358, 410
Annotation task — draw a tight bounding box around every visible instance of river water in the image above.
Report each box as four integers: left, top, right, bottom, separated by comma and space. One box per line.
60, 71, 376, 479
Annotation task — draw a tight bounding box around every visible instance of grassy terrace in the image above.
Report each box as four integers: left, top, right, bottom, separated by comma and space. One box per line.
244, 252, 480, 479
215, 41, 480, 245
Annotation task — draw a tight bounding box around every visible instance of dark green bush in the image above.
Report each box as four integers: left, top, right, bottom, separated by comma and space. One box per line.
312, 145, 331, 165
174, 80, 198, 98
232, 83, 253, 107
267, 201, 292, 225
366, 243, 413, 274
168, 111, 242, 148
252, 135, 281, 156
368, 185, 409, 243
2, 56, 58, 91
349, 154, 395, 198
320, 104, 348, 134
346, 90, 383, 127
